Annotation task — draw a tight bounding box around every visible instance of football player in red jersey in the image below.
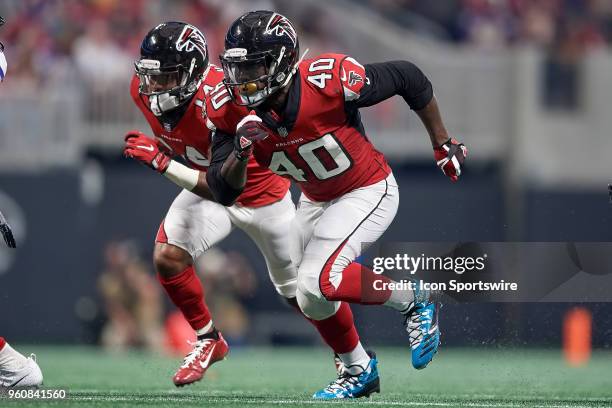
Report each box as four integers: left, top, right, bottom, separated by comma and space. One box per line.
206, 11, 467, 399
124, 22, 325, 387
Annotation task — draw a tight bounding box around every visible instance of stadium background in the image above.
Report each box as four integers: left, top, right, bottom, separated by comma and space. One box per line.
1, 0, 612, 374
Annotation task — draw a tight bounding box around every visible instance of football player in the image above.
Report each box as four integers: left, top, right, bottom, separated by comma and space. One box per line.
125, 22, 345, 386
205, 11, 467, 399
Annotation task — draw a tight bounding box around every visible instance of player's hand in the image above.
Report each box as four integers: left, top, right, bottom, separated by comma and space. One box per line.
434, 138, 467, 182
124, 130, 171, 173
234, 111, 269, 161
0, 211, 16, 248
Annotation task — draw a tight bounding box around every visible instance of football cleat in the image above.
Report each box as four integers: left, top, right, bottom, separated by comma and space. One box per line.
0, 354, 43, 388
172, 331, 229, 387
406, 288, 441, 369
313, 351, 380, 399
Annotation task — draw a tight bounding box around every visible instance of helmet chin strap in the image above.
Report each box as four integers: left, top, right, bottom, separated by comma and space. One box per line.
241, 49, 310, 108
281, 48, 309, 88
242, 89, 269, 107
150, 93, 180, 116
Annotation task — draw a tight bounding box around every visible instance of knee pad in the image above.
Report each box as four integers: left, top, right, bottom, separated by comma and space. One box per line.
296, 290, 339, 320
296, 279, 338, 320
296, 270, 324, 302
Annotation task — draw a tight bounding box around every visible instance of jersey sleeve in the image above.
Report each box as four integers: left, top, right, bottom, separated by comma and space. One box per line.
130, 75, 142, 106
204, 84, 243, 136
339, 56, 367, 102
346, 60, 433, 110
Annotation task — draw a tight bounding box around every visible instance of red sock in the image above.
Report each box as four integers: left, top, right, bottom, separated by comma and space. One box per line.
158, 266, 211, 331
310, 302, 359, 353
321, 262, 393, 305
0, 337, 5, 350
287, 298, 359, 354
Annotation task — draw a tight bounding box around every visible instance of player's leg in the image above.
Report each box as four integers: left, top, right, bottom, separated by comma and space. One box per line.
0, 337, 43, 388
298, 174, 407, 308
286, 193, 375, 398
155, 190, 232, 386
229, 191, 299, 299
232, 191, 364, 377
228, 192, 314, 319
305, 174, 440, 369
298, 174, 440, 398
309, 174, 439, 369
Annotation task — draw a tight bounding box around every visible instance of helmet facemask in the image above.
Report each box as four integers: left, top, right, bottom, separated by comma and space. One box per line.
135, 57, 199, 116
220, 47, 290, 107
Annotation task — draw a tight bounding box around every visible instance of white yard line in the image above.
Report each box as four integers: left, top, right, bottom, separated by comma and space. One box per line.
64, 393, 610, 408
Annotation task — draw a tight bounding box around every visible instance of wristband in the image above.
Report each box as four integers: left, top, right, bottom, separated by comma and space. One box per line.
163, 160, 200, 191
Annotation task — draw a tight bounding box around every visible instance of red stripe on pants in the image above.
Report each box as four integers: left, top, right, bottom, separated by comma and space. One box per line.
319, 241, 393, 304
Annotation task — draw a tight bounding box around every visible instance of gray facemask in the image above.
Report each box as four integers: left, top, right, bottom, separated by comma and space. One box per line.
149, 93, 180, 116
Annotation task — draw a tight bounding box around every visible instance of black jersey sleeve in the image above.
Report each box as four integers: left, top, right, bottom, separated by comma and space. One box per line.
349, 61, 433, 110
206, 130, 243, 206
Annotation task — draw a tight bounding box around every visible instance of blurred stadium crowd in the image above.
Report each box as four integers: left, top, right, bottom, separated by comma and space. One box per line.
0, 0, 331, 88
356, 0, 612, 109
2, 0, 611, 87
365, 0, 612, 49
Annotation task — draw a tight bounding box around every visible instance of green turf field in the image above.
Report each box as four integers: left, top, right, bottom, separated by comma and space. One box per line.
1, 346, 611, 407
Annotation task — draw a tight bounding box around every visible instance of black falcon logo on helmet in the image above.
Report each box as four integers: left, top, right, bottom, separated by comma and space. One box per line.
264, 13, 297, 46
176, 25, 207, 60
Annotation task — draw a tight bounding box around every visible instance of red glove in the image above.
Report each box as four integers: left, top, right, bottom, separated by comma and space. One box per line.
434, 138, 467, 182
124, 130, 171, 173
233, 111, 269, 161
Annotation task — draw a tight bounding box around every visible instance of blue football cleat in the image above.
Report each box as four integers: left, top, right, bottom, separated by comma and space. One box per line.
313, 352, 380, 399
406, 287, 441, 369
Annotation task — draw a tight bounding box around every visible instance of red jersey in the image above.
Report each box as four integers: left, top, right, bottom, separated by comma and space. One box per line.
207, 54, 391, 202
130, 65, 289, 207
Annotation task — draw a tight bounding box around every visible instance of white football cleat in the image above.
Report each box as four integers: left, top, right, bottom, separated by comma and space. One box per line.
0, 354, 43, 388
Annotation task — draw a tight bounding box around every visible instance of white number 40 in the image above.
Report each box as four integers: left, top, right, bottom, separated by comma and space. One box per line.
307, 58, 334, 89
269, 133, 351, 181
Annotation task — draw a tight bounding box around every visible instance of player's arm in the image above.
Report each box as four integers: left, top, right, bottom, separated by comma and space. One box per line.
123, 130, 214, 200
206, 113, 268, 206
125, 76, 216, 199
346, 59, 467, 181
